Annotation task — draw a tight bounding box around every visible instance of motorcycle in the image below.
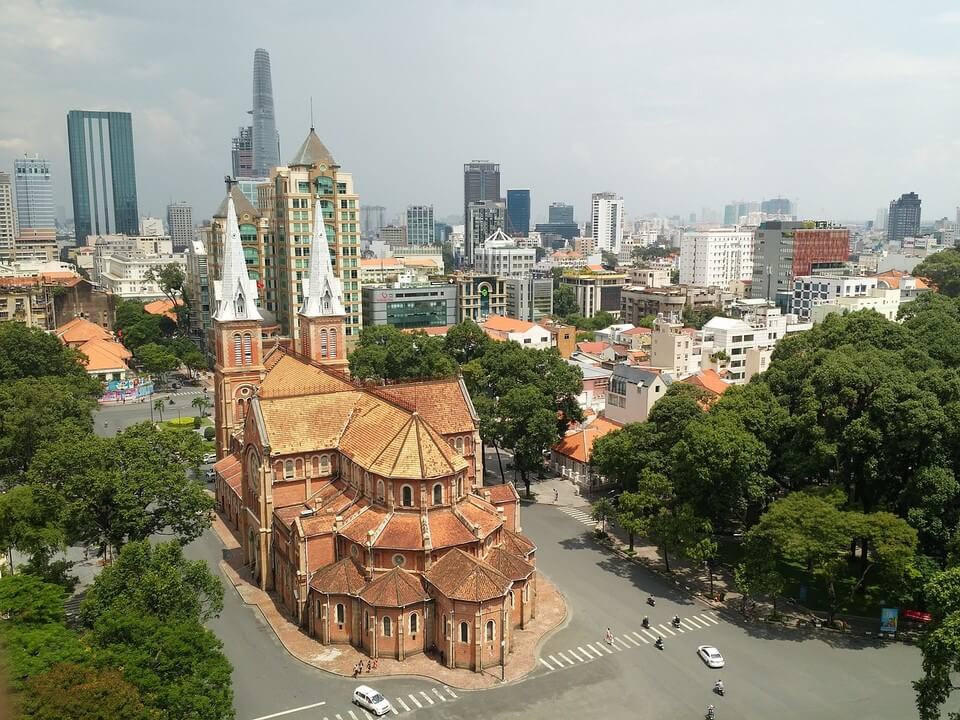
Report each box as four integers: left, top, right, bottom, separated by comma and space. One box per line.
672, 616, 681, 628
642, 617, 650, 629
647, 596, 656, 607
705, 707, 716, 720
714, 683, 724, 697
654, 638, 664, 650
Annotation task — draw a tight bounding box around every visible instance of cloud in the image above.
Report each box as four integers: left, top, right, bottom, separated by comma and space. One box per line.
935, 10, 960, 25
835, 50, 960, 82
0, 138, 29, 152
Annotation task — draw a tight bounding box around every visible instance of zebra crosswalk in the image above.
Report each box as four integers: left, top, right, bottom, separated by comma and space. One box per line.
537, 612, 721, 673
557, 506, 597, 527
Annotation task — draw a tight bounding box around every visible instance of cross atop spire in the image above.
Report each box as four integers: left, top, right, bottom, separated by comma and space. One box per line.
300, 200, 345, 318
213, 178, 262, 323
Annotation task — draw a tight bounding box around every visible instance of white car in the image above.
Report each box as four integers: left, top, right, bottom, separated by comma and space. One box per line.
353, 685, 392, 716
203, 452, 217, 464
697, 645, 724, 668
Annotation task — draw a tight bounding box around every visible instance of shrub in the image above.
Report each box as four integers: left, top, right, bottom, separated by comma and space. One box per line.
193, 416, 201, 429
203, 426, 215, 441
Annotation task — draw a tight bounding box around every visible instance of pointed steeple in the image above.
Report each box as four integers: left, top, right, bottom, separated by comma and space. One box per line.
300, 200, 345, 318
213, 181, 262, 322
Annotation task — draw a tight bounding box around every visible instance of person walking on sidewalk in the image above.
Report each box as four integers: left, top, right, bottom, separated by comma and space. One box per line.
605, 627, 614, 645
553, 488, 559, 503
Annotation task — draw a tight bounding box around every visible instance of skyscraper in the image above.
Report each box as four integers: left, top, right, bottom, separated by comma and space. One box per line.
548, 202, 575, 224
251, 49, 281, 178
463, 161, 500, 262
13, 155, 54, 231
405, 205, 435, 245
66, 110, 140, 243
887, 192, 922, 245
591, 192, 624, 253
231, 126, 254, 178
760, 197, 793, 216
0, 173, 17, 251
506, 189, 530, 236
361, 205, 386, 238
751, 221, 849, 306
167, 201, 194, 252
466, 200, 505, 261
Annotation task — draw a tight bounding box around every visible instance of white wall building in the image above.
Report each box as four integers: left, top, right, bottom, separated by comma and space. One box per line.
480, 315, 553, 350
790, 275, 880, 320
139, 217, 164, 236
591, 192, 624, 253
98, 251, 187, 299
679, 227, 754, 286
475, 244, 536, 278
810, 288, 901, 324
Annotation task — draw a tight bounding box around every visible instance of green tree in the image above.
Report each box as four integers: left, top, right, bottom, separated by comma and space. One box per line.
590, 423, 668, 491
591, 497, 615, 534
0, 323, 91, 383
348, 325, 456, 382
153, 398, 165, 422
144, 264, 185, 315
0, 485, 66, 575
614, 489, 662, 551
913, 247, 960, 297
20, 663, 152, 720
914, 566, 960, 720
553, 284, 578, 317
27, 423, 211, 559
441, 241, 455, 273
646, 383, 709, 449
632, 246, 669, 260
443, 320, 491, 365
80, 540, 223, 627
192, 395, 212, 418
498, 386, 558, 498
648, 503, 709, 573
684, 517, 719, 594
734, 535, 787, 615
180, 349, 207, 378
682, 305, 723, 329
136, 343, 179, 384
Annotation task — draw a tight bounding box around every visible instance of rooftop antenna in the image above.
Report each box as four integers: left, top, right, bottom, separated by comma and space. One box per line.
310, 97, 314, 131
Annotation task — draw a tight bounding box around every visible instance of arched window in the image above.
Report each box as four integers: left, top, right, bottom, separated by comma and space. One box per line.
510, 591, 516, 609
383, 616, 392, 637
284, 460, 294, 480
329, 329, 337, 359
410, 613, 419, 634
335, 603, 345, 625
433, 484, 443, 505
486, 620, 495, 641
295, 458, 304, 476
242, 333, 252, 364
320, 329, 328, 358
459, 621, 469, 643
320, 454, 330, 473
233, 334, 242, 364
457, 477, 463, 498
377, 479, 385, 502
455, 437, 464, 454
401, 485, 413, 507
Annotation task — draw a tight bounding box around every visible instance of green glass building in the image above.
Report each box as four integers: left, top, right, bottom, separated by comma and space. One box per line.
67, 110, 140, 244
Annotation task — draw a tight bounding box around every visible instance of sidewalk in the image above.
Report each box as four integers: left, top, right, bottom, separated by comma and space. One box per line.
209, 511, 569, 689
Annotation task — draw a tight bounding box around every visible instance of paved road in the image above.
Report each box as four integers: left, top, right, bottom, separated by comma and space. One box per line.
95, 386, 210, 436
179, 500, 920, 720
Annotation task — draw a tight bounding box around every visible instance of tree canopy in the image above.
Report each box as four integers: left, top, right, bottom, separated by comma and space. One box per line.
348, 325, 457, 382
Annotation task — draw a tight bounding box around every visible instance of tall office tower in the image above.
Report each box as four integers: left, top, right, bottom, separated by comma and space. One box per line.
760, 197, 793, 216
506, 189, 531, 235
251, 49, 281, 177
549, 202, 575, 224
723, 203, 738, 225
876, 208, 888, 232
887, 192, 922, 245
361, 205, 386, 238
679, 228, 754, 286
0, 173, 17, 251
167, 201, 194, 252
231, 126, 254, 177
66, 110, 140, 243
463, 161, 500, 262
466, 200, 505, 262
751, 221, 849, 306
13, 155, 54, 231
591, 192, 624, 253
405, 205, 435, 245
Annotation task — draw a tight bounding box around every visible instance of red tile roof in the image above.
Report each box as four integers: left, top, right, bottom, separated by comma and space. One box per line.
681, 369, 730, 397
214, 454, 242, 491
485, 546, 535, 582
501, 529, 536, 559
484, 483, 520, 504
310, 557, 367, 595
552, 416, 622, 464
359, 567, 430, 607
424, 548, 512, 602
428, 508, 476, 548
376, 512, 424, 550
576, 341, 609, 355
56, 317, 112, 345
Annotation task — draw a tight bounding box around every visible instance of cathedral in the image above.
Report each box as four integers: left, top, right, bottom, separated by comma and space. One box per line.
212, 181, 537, 671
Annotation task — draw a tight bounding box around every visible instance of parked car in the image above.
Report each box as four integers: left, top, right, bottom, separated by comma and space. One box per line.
204, 469, 216, 481
202, 452, 217, 464
353, 686, 392, 716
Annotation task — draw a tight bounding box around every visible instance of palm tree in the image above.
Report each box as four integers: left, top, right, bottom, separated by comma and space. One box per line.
153, 398, 165, 423
592, 497, 616, 534
192, 395, 211, 418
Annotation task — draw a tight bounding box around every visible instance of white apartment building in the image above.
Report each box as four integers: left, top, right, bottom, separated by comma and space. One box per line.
810, 287, 900, 324
679, 228, 753, 286
790, 275, 880, 320
98, 251, 187, 300
649, 319, 696, 376
628, 267, 671, 288
480, 315, 553, 350
139, 217, 164, 236
694, 306, 790, 383
591, 192, 624, 253
475, 229, 536, 277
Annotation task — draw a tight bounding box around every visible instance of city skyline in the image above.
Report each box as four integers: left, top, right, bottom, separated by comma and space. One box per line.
3, 2, 960, 225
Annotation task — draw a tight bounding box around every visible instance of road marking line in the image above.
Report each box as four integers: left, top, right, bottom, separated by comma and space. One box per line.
432, 688, 447, 702
659, 623, 676, 635
549, 654, 565, 666
567, 648, 585, 662
595, 642, 614, 654
389, 705, 398, 716
681, 618, 700, 630
540, 657, 554, 670
700, 613, 720, 625
631, 631, 650, 644
622, 634, 642, 647
249, 701, 328, 720
408, 695, 422, 709
558, 651, 576, 663
419, 691, 434, 705
578, 645, 596, 658
348, 711, 360, 720
639, 628, 660, 641
610, 638, 627, 651
396, 698, 410, 712
445, 688, 457, 699
335, 715, 344, 720
363, 711, 375, 720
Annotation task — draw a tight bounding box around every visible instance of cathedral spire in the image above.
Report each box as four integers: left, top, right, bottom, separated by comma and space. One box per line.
300, 199, 345, 318
213, 179, 262, 322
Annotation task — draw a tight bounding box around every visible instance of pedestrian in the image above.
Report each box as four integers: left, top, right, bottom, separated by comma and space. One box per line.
553, 488, 559, 503
352, 663, 359, 678
367, 660, 371, 672
373, 658, 378, 670
605, 627, 613, 645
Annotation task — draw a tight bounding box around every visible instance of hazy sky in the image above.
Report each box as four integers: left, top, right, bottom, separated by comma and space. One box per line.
3, 0, 960, 226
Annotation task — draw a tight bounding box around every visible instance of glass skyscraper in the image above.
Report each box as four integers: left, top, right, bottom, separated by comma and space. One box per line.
13, 155, 54, 230
405, 205, 435, 245
506, 189, 530, 235
66, 110, 140, 243
252, 49, 281, 177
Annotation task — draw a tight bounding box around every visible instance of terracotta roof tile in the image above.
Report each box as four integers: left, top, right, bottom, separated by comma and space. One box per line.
375, 512, 424, 550
427, 508, 476, 548
359, 567, 430, 607
576, 341, 609, 355
483, 483, 519, 504
56, 317, 112, 345
681, 369, 730, 397
214, 454, 242, 490
300, 513, 337, 537
424, 548, 512, 602
339, 506, 390, 545
552, 418, 620, 464
258, 391, 359, 454
459, 497, 502, 538
309, 557, 367, 595
481, 315, 536, 333
485, 546, 535, 582
373, 378, 476, 435
76, 338, 131, 372
501, 528, 536, 559
143, 298, 181, 320
259, 352, 354, 398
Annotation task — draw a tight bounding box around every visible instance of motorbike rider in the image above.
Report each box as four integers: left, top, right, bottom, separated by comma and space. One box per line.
672, 614, 681, 626
715, 679, 724, 694
654, 635, 663, 649
642, 616, 649, 628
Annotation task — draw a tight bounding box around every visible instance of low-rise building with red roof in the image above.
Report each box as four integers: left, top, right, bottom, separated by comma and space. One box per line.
550, 416, 622, 493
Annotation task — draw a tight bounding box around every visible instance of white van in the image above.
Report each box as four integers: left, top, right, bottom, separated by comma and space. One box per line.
353, 685, 392, 716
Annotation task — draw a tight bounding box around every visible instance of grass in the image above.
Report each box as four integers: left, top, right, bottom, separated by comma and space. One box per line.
164, 417, 196, 429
